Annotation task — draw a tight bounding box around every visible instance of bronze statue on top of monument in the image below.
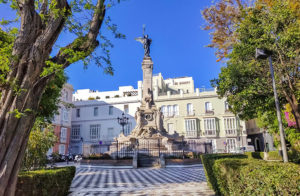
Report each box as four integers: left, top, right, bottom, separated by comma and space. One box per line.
135, 25, 152, 57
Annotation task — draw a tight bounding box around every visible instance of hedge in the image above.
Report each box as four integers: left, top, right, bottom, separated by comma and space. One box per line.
244, 152, 264, 159
245, 151, 300, 162
16, 166, 76, 196
267, 151, 283, 161
200, 154, 247, 195
213, 158, 300, 196
288, 150, 300, 163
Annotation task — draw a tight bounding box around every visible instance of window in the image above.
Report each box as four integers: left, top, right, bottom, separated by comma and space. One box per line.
76, 108, 80, 118
90, 124, 100, 140
226, 138, 236, 152
167, 105, 173, 117
94, 107, 98, 116
224, 117, 237, 135
60, 127, 67, 142
108, 127, 114, 138
59, 144, 65, 155
205, 102, 213, 112
71, 125, 80, 140
65, 91, 68, 100
124, 122, 132, 136
63, 108, 68, 122
124, 105, 129, 114
225, 101, 230, 111
47, 147, 53, 156
109, 106, 113, 115
161, 105, 167, 116
167, 123, 174, 134
204, 118, 216, 135
185, 119, 197, 132
173, 105, 179, 116
187, 103, 193, 115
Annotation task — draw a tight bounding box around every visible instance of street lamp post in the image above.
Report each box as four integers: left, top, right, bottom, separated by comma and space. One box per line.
80, 137, 83, 155
255, 48, 288, 162
117, 113, 129, 135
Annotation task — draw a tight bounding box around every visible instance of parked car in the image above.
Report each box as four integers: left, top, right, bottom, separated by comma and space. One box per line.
74, 154, 82, 162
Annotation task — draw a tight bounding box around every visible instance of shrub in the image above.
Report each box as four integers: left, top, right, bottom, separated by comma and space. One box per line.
268, 151, 283, 161
16, 166, 76, 196
213, 158, 300, 196
288, 149, 300, 164
200, 153, 247, 195
244, 151, 264, 159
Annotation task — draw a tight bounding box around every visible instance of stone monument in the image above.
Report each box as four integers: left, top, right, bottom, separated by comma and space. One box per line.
110, 29, 183, 159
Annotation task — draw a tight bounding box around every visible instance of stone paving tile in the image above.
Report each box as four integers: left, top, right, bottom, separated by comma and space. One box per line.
69, 166, 215, 196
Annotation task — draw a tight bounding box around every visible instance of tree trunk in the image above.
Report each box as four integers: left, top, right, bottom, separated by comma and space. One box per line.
0, 0, 105, 194
0, 80, 48, 196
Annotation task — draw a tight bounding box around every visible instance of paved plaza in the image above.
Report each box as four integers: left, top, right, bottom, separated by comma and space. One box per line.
69, 165, 214, 195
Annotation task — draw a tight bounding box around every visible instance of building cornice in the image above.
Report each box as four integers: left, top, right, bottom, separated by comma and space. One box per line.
155, 94, 219, 102
74, 100, 141, 108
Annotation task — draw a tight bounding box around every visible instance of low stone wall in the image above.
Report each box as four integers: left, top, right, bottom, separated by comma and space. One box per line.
80, 159, 132, 166
165, 158, 202, 165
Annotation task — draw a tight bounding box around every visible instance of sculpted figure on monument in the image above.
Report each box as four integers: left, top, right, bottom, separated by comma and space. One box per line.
135, 34, 152, 57
156, 108, 164, 131
143, 88, 153, 109
131, 108, 143, 136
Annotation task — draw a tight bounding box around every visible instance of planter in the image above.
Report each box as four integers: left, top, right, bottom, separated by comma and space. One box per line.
165, 158, 202, 165
80, 159, 132, 166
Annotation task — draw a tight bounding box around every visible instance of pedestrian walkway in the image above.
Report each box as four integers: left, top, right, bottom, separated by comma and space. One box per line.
69, 165, 215, 195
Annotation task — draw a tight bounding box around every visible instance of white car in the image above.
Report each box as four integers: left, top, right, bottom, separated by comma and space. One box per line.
74, 155, 82, 162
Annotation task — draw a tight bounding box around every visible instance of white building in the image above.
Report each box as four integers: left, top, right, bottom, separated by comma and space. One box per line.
70, 86, 141, 154
70, 73, 249, 155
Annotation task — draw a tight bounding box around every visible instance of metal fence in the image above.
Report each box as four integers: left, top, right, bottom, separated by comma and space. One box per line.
106, 139, 212, 159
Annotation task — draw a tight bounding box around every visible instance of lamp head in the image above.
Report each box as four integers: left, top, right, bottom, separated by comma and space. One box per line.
255, 48, 273, 59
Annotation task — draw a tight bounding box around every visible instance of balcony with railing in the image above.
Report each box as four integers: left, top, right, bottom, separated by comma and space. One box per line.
186, 130, 199, 138
205, 110, 214, 115
225, 129, 238, 136
71, 135, 81, 141
186, 111, 195, 116
204, 130, 217, 137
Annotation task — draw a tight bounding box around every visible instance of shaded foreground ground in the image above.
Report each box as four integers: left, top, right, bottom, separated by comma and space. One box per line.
69, 165, 214, 195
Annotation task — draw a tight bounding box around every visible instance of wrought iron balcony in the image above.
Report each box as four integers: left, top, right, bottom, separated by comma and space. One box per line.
204, 130, 217, 137
186, 130, 198, 138
225, 130, 238, 136
205, 110, 214, 115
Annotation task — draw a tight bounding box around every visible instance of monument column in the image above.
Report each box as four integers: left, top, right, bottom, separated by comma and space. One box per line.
142, 57, 153, 105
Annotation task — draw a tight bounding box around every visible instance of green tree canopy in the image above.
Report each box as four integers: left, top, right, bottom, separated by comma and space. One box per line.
0, 0, 122, 194
205, 0, 300, 149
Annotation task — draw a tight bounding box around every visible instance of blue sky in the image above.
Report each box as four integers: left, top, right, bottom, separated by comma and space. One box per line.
65, 0, 224, 91
1, 0, 223, 92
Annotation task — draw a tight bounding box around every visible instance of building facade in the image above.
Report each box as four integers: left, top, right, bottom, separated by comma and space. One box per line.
246, 119, 275, 152
70, 86, 141, 155
49, 83, 74, 155
70, 73, 248, 155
